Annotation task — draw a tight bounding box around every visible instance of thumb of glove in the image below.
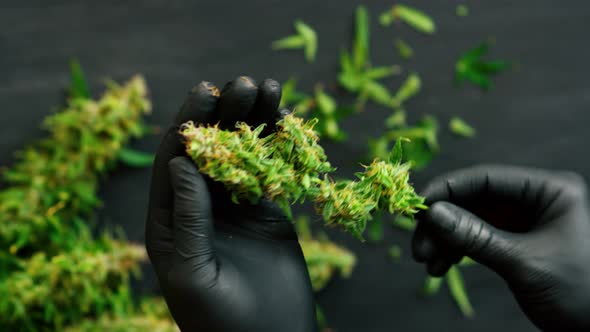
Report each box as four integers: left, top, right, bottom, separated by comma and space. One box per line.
168, 156, 216, 271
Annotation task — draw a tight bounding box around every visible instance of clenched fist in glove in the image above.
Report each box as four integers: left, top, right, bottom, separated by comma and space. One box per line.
145, 77, 316, 332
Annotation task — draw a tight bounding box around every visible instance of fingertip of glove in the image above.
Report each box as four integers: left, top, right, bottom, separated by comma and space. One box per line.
425, 201, 459, 232
168, 157, 199, 184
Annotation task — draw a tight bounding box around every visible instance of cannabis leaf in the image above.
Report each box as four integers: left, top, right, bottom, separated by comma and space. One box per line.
392, 73, 421, 108
388, 245, 402, 261
394, 38, 413, 59
117, 148, 155, 167
338, 6, 401, 110
272, 20, 318, 62
456, 4, 469, 17
449, 117, 476, 137
384, 116, 439, 170
389, 138, 404, 164
455, 42, 510, 90
367, 216, 384, 243
69, 59, 91, 100
392, 215, 416, 231
379, 4, 436, 35
447, 266, 475, 317
422, 261, 476, 317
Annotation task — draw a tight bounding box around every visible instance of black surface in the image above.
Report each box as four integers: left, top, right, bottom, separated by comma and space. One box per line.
2, 1, 589, 331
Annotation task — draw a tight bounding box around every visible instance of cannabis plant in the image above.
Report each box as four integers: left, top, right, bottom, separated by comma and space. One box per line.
0, 76, 151, 256
0, 70, 175, 331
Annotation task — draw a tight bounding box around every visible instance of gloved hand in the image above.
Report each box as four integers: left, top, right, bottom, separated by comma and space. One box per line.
145, 77, 316, 332
412, 165, 590, 331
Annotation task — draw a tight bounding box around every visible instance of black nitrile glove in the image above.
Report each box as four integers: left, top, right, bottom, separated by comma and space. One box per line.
145, 77, 316, 332
412, 165, 590, 331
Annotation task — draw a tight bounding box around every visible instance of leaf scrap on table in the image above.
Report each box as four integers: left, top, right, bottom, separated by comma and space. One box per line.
455, 42, 510, 90
272, 20, 318, 63
449, 117, 476, 138
379, 4, 436, 35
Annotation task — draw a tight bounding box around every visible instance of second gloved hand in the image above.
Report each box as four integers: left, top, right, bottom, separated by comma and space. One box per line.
413, 165, 590, 331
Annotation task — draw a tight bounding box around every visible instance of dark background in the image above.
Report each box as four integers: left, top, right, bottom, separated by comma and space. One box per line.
2, 1, 589, 331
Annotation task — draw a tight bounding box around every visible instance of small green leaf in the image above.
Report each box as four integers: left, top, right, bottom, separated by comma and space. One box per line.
394, 38, 414, 60
393, 4, 436, 34
392, 73, 421, 107
338, 71, 362, 91
403, 139, 435, 170
449, 117, 476, 137
459, 256, 477, 266
280, 78, 309, 109
272, 35, 306, 50
385, 109, 406, 128
69, 59, 90, 100
473, 60, 511, 74
388, 245, 402, 261
456, 4, 469, 17
316, 305, 329, 331
294, 20, 318, 62
455, 42, 509, 90
462, 43, 489, 63
294, 215, 312, 240
315, 87, 337, 115
447, 265, 475, 317
364, 80, 393, 107
379, 10, 394, 26
392, 215, 415, 231
423, 276, 443, 295
272, 20, 317, 63
389, 139, 404, 164
366, 65, 401, 80
367, 216, 384, 243
117, 148, 155, 168
340, 49, 354, 74
353, 6, 370, 70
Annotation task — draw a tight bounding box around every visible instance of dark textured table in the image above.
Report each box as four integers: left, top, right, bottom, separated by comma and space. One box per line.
2, 1, 589, 331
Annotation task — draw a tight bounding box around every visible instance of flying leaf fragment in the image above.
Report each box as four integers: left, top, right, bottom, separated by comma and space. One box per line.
449, 117, 476, 137
117, 148, 155, 168
394, 38, 413, 59
389, 138, 404, 164
385, 116, 439, 169
456, 5, 469, 17
367, 216, 384, 243
380, 4, 436, 34
423, 276, 443, 295
447, 265, 475, 317
391, 215, 415, 231
353, 6, 370, 70
392, 73, 421, 108
388, 245, 402, 261
272, 20, 318, 62
69, 59, 91, 100
455, 42, 510, 90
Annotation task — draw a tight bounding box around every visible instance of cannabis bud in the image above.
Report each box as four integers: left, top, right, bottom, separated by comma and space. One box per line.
180, 114, 426, 239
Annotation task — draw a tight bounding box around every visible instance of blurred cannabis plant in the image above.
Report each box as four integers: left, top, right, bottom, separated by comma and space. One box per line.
0, 65, 175, 331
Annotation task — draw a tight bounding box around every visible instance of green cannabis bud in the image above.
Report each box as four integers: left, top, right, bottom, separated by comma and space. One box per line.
181, 113, 426, 239
0, 73, 175, 331
0, 76, 151, 255
64, 298, 179, 332
0, 237, 147, 329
